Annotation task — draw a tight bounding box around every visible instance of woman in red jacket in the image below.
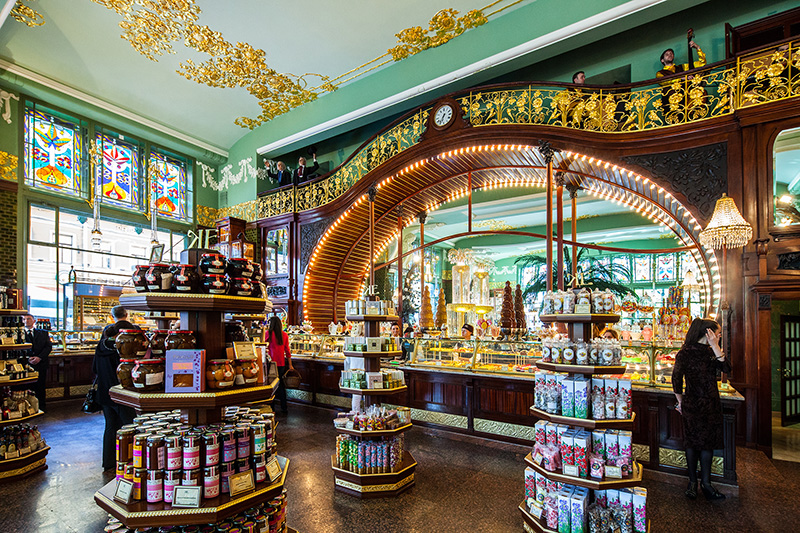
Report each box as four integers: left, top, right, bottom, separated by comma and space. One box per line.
267, 316, 293, 414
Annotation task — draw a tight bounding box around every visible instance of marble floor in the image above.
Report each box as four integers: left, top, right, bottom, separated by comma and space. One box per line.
0, 401, 799, 532
771, 411, 800, 463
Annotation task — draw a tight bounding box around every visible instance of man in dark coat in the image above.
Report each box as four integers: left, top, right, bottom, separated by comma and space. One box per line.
267, 161, 293, 187
292, 155, 319, 185
23, 314, 52, 411
93, 305, 137, 471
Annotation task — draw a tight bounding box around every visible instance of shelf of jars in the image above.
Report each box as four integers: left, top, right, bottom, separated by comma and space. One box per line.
0, 387, 48, 482
0, 410, 43, 427
522, 289, 649, 533
332, 299, 416, 498
0, 445, 50, 481
96, 252, 293, 531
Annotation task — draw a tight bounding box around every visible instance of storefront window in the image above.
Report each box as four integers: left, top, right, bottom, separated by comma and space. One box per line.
149, 151, 187, 220
24, 107, 84, 197
773, 126, 800, 227
97, 132, 141, 210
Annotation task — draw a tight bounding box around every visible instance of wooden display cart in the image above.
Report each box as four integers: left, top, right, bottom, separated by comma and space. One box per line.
520, 313, 647, 532
332, 313, 417, 498
95, 292, 290, 528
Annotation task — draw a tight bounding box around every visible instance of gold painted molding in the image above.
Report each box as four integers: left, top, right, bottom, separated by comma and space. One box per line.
659, 447, 723, 475
334, 472, 415, 493
0, 457, 46, 479
0, 151, 17, 182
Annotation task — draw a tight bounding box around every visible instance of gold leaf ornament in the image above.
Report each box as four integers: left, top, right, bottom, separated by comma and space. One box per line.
10, 0, 46, 27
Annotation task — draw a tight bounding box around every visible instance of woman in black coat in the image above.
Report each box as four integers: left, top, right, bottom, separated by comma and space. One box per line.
672, 317, 731, 500
92, 306, 137, 471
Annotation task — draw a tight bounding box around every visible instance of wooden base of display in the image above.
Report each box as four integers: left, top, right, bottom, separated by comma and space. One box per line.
524, 453, 643, 489
0, 410, 43, 428
344, 315, 399, 322
109, 378, 279, 412
342, 350, 402, 359
0, 375, 39, 387
0, 309, 28, 316
0, 446, 49, 482
529, 407, 635, 430
334, 423, 412, 437
94, 456, 289, 528
331, 451, 416, 499
535, 362, 626, 375
339, 385, 407, 395
0, 343, 31, 351
520, 503, 556, 533
119, 293, 268, 313
538, 314, 621, 324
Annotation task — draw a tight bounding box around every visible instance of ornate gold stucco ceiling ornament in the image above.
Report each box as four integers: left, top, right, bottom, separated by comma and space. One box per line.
90, 0, 521, 128
11, 0, 45, 27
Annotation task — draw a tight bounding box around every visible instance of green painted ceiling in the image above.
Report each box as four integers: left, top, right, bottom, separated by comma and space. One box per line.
0, 0, 710, 158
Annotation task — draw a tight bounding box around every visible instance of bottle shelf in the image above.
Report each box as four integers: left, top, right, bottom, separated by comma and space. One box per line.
0, 445, 49, 482
538, 314, 621, 324
109, 377, 279, 412
94, 456, 289, 528
529, 407, 635, 430
119, 293, 268, 313
0, 309, 28, 316
0, 410, 43, 428
535, 362, 626, 375
338, 385, 407, 396
342, 350, 402, 359
0, 343, 31, 351
331, 451, 417, 499
524, 453, 643, 490
334, 422, 413, 437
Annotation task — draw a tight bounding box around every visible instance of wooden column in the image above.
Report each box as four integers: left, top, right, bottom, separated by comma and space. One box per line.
468, 171, 473, 233
556, 172, 565, 290
396, 205, 404, 325
569, 185, 579, 287
368, 185, 376, 291
539, 142, 559, 292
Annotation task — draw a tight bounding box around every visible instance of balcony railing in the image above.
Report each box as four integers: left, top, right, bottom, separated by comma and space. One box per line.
245, 39, 800, 219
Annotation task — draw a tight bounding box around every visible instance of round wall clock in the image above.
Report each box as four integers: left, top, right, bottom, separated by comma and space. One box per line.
433, 103, 454, 128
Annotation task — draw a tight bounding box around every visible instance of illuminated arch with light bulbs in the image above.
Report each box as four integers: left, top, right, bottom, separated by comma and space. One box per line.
301, 143, 721, 329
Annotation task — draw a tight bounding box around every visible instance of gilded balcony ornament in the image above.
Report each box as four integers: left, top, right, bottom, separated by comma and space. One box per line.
388, 8, 488, 61
10, 0, 45, 27
0, 151, 18, 182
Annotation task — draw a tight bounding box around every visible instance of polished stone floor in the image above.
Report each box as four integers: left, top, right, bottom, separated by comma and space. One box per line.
771, 411, 800, 463
0, 400, 798, 532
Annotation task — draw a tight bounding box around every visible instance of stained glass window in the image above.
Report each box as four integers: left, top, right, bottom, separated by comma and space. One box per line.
97, 133, 140, 209
634, 255, 651, 281
612, 256, 630, 283
656, 254, 675, 281
149, 151, 187, 220
24, 108, 83, 196
680, 252, 698, 280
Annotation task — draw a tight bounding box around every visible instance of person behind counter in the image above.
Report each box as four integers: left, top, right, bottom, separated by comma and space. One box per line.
672, 317, 730, 501
601, 328, 619, 340
23, 314, 52, 411
462, 324, 474, 340
93, 305, 137, 472
401, 326, 414, 361
266, 316, 293, 415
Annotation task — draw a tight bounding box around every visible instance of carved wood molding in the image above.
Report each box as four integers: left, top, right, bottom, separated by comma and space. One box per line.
622, 142, 727, 221
300, 217, 334, 274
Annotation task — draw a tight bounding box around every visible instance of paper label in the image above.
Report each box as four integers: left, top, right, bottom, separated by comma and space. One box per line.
533, 452, 543, 465
531, 503, 544, 519
606, 466, 622, 478
563, 464, 579, 477
145, 372, 164, 385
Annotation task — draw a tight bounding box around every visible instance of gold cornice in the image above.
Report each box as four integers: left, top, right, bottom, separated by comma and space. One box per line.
10, 0, 45, 27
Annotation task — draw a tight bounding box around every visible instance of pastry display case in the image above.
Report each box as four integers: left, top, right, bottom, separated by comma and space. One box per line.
472, 339, 541, 375
409, 337, 475, 370
619, 341, 682, 387
287, 333, 345, 360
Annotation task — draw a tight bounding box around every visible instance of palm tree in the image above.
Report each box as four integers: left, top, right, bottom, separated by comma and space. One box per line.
515, 246, 635, 304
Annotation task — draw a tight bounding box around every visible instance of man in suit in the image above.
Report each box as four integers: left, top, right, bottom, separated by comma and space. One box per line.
293, 155, 319, 185
656, 40, 705, 124
267, 161, 293, 187
23, 314, 52, 411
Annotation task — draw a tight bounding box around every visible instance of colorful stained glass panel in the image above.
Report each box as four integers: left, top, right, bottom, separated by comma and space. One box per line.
634, 256, 651, 281
98, 134, 139, 209
656, 254, 675, 281
149, 152, 186, 220
612, 256, 630, 283
24, 109, 82, 196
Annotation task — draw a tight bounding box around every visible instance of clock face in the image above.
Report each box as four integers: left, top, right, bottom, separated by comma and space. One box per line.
434, 104, 454, 127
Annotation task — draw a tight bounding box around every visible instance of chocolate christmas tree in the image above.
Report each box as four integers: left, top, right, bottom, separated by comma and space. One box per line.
420, 285, 434, 329
435, 287, 447, 329
514, 283, 526, 331
500, 281, 515, 329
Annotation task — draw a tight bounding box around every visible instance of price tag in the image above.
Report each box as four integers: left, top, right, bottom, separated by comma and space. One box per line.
533, 452, 543, 465
172, 486, 202, 507
606, 465, 622, 479
530, 502, 544, 519
266, 457, 282, 482
229, 470, 256, 496
5, 450, 19, 459
8, 411, 21, 420
575, 304, 591, 314
563, 464, 579, 477
113, 479, 134, 504
0, 337, 13, 346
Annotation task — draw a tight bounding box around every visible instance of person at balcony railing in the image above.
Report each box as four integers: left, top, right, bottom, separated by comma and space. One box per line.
657, 41, 706, 124
293, 154, 319, 186
572, 71, 585, 85
267, 161, 293, 187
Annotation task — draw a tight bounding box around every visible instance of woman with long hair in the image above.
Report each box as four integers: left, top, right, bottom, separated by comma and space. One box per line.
266, 316, 293, 414
672, 317, 731, 500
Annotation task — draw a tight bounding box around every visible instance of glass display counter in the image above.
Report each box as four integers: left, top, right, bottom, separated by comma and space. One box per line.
409, 337, 475, 370
407, 337, 542, 375
619, 340, 683, 387
287, 333, 345, 359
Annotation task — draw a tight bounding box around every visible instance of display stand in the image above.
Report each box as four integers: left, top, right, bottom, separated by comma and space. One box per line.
332, 313, 416, 498
521, 313, 646, 532
95, 292, 290, 528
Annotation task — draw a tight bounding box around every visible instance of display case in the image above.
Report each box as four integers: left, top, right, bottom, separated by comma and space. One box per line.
409, 337, 475, 370
287, 333, 345, 360
473, 339, 541, 375
619, 340, 682, 387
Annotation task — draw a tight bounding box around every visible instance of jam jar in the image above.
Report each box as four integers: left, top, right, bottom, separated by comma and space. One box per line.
132, 265, 150, 292
199, 253, 227, 275
224, 321, 248, 343
116, 359, 137, 391
227, 277, 253, 297
251, 262, 263, 282
226, 258, 254, 279
145, 263, 173, 292
202, 274, 229, 295
165, 330, 196, 351
131, 359, 165, 392
206, 360, 235, 390
234, 357, 260, 386
172, 264, 200, 293
149, 330, 170, 357
116, 329, 149, 358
